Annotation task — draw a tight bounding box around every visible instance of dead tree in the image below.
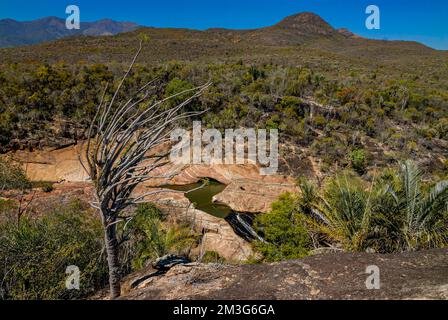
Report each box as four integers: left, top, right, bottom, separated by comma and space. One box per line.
82, 42, 210, 299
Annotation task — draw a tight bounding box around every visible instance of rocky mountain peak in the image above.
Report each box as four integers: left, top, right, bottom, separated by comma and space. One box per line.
275, 12, 336, 36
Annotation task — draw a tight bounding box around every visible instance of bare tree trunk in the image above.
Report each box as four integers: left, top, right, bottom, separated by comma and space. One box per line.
82, 43, 211, 299
103, 216, 121, 299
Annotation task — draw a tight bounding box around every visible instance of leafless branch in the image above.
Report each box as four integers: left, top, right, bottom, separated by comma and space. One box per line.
82, 41, 211, 299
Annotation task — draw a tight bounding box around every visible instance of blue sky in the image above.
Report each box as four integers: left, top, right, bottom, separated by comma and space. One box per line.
0, 0, 447, 49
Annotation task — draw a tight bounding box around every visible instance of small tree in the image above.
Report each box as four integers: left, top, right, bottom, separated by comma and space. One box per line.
349, 149, 368, 175
0, 157, 33, 224
0, 157, 31, 192
83, 42, 210, 298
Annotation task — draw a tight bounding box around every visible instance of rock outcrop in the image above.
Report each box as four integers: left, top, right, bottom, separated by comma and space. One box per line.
11, 144, 90, 182
116, 249, 448, 300
10, 144, 298, 214
133, 185, 254, 262
8, 143, 298, 261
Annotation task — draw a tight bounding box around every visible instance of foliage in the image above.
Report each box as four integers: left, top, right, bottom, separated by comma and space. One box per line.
310, 174, 375, 251
300, 161, 448, 253
164, 78, 197, 109
0, 157, 31, 191
201, 251, 226, 264
348, 149, 369, 175
0, 56, 447, 181
254, 161, 448, 260
40, 182, 54, 193
0, 200, 108, 300
253, 193, 312, 262
373, 161, 448, 251
127, 204, 199, 270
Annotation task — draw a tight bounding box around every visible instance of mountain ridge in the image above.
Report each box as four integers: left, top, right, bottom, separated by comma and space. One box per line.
0, 12, 445, 67
0, 16, 139, 48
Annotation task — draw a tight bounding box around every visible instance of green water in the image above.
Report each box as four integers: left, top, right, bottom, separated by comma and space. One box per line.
164, 181, 232, 218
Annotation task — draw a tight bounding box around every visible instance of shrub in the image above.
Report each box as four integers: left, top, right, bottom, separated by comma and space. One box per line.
276, 96, 303, 118
0, 200, 201, 299
0, 157, 31, 191
127, 204, 199, 270
294, 162, 448, 253
164, 78, 196, 109
0, 200, 108, 300
253, 193, 312, 262
41, 182, 55, 193
349, 149, 369, 175
372, 161, 448, 252
201, 251, 226, 264
314, 174, 373, 251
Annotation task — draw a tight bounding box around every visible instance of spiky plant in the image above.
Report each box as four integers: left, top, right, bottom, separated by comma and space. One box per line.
380, 160, 448, 251
304, 161, 448, 253
131, 218, 198, 269
308, 174, 376, 252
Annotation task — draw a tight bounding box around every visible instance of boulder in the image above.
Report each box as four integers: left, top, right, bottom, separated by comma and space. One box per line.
153, 255, 191, 271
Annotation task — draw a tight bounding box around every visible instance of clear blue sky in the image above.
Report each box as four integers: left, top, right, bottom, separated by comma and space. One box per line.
0, 0, 447, 49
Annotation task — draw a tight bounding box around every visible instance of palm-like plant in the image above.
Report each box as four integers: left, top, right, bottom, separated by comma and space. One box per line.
303, 174, 376, 252
380, 160, 448, 251
301, 161, 448, 253
131, 218, 198, 269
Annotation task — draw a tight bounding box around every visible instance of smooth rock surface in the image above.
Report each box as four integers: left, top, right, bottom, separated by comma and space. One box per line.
116, 249, 448, 300
11, 144, 298, 214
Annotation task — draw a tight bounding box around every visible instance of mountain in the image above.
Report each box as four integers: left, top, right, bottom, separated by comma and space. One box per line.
0, 16, 139, 48
0, 12, 444, 67
274, 12, 337, 36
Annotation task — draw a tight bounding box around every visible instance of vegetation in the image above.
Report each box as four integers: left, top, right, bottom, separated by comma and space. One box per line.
0, 157, 31, 191
81, 44, 208, 298
254, 161, 448, 261
127, 203, 199, 270
349, 149, 369, 175
0, 197, 199, 300
254, 193, 312, 262
1, 58, 447, 180
0, 200, 107, 300
201, 251, 226, 264
0, 12, 447, 296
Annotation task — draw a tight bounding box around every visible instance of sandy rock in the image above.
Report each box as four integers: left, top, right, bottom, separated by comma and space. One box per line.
213, 179, 297, 213
11, 144, 298, 214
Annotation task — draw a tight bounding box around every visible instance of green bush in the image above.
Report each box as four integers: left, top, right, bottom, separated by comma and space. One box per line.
164, 78, 196, 109
201, 251, 226, 264
40, 182, 55, 193
127, 204, 199, 269
253, 193, 312, 262
0, 157, 31, 191
349, 149, 369, 175
294, 162, 448, 253
0, 200, 108, 300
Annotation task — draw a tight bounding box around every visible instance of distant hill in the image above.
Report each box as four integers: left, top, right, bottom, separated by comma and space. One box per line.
0, 12, 444, 68
0, 16, 138, 48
